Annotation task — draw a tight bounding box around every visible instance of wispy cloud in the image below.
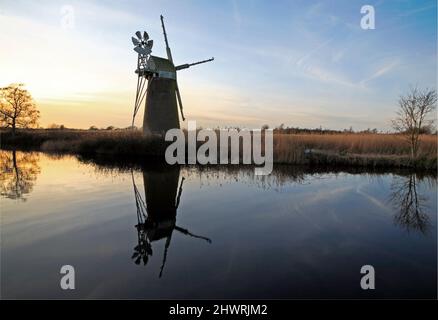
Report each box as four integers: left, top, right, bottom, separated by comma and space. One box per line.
299, 64, 360, 88
399, 3, 437, 17
1, 0, 435, 130
293, 37, 362, 87
296, 39, 333, 67
359, 60, 400, 86
231, 0, 242, 29
331, 48, 345, 63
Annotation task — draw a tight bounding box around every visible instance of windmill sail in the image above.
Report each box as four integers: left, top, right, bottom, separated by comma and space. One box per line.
160, 15, 173, 63
175, 84, 185, 121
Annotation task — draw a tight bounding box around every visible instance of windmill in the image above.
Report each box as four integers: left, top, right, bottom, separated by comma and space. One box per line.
131, 15, 214, 135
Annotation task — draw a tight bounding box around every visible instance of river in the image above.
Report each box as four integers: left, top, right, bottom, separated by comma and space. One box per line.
1, 150, 436, 299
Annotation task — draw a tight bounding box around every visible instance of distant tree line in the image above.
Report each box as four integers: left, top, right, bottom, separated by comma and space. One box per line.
87, 125, 133, 131
264, 125, 382, 135
46, 124, 131, 131
1, 83, 436, 161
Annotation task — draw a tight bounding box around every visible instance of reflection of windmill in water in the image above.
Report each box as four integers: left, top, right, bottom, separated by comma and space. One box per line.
131, 15, 214, 134
131, 166, 211, 277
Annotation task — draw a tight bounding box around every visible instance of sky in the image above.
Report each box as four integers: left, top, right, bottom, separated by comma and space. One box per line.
0, 0, 436, 130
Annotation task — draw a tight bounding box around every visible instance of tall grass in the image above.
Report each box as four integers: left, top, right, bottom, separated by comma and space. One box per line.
41, 130, 167, 156
274, 133, 436, 157
1, 129, 436, 169
0, 129, 166, 156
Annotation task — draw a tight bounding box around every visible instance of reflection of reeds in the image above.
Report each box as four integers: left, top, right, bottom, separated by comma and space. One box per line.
80, 156, 437, 192
1, 129, 437, 169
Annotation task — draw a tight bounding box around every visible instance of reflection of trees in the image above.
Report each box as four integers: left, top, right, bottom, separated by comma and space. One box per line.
0, 150, 41, 200
389, 174, 430, 234
83, 157, 437, 234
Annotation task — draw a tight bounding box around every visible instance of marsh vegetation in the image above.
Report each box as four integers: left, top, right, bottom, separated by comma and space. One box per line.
1, 128, 436, 169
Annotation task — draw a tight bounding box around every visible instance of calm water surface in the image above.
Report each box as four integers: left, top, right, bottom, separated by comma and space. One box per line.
1, 151, 436, 299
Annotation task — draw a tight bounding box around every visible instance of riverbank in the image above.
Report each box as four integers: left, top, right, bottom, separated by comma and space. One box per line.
1, 129, 436, 170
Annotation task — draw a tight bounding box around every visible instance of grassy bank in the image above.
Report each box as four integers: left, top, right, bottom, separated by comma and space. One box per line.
0, 129, 168, 157
1, 129, 436, 169
273, 133, 437, 169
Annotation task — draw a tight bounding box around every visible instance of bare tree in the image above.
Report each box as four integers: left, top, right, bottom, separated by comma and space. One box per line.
392, 87, 437, 158
0, 84, 40, 135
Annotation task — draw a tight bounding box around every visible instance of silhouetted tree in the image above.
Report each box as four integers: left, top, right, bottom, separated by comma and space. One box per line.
48, 123, 61, 129
0, 84, 40, 135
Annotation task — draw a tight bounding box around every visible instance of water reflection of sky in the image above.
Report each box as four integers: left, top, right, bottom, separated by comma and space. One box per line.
1, 151, 436, 299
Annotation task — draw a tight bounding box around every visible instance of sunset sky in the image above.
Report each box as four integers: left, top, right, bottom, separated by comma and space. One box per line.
1, 0, 436, 130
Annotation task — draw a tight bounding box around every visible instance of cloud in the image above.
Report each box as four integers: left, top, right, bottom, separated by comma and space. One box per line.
331, 48, 345, 63
0, 9, 134, 99
398, 3, 437, 17
296, 39, 333, 67
359, 60, 400, 86
231, 0, 242, 28
297, 63, 361, 88
1, 0, 435, 131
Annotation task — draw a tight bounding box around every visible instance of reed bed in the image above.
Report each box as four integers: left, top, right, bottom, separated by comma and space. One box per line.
273, 133, 436, 165
1, 129, 436, 169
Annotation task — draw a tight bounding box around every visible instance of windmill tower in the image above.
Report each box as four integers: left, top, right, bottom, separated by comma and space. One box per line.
131, 15, 214, 135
